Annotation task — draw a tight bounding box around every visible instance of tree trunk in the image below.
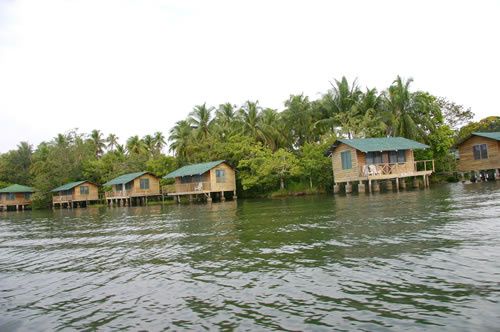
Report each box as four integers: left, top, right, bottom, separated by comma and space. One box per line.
309, 176, 313, 189
280, 177, 284, 190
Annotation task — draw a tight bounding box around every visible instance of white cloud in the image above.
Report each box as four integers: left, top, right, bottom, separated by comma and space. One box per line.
0, 0, 498, 151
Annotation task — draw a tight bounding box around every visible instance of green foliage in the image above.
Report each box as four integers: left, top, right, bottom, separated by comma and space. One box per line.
0, 75, 483, 207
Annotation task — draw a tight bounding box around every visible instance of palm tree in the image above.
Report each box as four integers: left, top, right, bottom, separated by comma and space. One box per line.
188, 103, 214, 138
260, 108, 287, 151
238, 100, 266, 143
142, 135, 155, 156
126, 135, 145, 155
383, 76, 425, 140
169, 120, 193, 161
316, 77, 362, 139
106, 133, 119, 151
153, 131, 166, 154
213, 103, 239, 139
89, 129, 106, 158
54, 133, 68, 147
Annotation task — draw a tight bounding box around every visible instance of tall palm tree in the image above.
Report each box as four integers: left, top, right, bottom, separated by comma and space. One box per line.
260, 108, 287, 151
89, 129, 106, 158
142, 135, 155, 156
238, 100, 266, 143
126, 135, 145, 155
383, 76, 424, 140
106, 133, 119, 152
169, 120, 193, 161
213, 103, 239, 139
153, 131, 166, 154
188, 103, 214, 138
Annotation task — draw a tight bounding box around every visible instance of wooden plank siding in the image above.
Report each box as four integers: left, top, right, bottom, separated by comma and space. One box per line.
209, 163, 236, 193
131, 174, 160, 196
457, 136, 500, 172
72, 182, 99, 201
0, 193, 32, 207
332, 143, 360, 183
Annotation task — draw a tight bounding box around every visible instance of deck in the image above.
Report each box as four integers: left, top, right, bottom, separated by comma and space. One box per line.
163, 182, 212, 196
355, 160, 435, 181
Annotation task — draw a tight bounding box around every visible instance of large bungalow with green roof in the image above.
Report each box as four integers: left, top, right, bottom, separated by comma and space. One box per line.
103, 171, 161, 206
51, 181, 99, 208
0, 184, 35, 211
163, 160, 236, 202
456, 132, 500, 180
327, 137, 434, 194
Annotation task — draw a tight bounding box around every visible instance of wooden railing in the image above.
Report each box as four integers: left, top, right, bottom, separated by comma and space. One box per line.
105, 189, 160, 198
53, 195, 74, 203
0, 198, 32, 205
105, 190, 132, 198
359, 160, 434, 177
162, 182, 211, 194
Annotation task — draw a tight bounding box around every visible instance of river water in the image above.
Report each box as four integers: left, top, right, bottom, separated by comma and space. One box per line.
0, 183, 499, 331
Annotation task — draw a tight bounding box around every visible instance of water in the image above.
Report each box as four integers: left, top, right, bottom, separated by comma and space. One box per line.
1, 183, 499, 331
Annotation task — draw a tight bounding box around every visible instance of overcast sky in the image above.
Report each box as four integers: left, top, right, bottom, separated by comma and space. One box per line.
0, 0, 498, 152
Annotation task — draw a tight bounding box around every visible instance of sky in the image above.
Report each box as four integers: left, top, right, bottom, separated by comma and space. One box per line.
0, 0, 498, 152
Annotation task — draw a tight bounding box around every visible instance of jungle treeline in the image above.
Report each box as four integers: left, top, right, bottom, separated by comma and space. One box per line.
1, 76, 499, 207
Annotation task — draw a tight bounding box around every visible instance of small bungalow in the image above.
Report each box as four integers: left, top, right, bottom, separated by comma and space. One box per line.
51, 181, 100, 208
104, 171, 161, 206
327, 137, 434, 193
0, 184, 35, 211
456, 132, 500, 181
163, 160, 236, 202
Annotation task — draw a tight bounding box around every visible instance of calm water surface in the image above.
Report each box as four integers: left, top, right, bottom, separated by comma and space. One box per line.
1, 183, 499, 331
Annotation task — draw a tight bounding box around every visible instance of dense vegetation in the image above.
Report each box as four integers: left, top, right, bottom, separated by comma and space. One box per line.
1, 76, 498, 207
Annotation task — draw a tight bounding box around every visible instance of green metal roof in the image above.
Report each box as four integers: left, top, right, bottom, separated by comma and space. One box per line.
51, 181, 90, 192
335, 137, 429, 153
103, 171, 149, 186
0, 184, 35, 193
472, 132, 500, 141
164, 160, 226, 179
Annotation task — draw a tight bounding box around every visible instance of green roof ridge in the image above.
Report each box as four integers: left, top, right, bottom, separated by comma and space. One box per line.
103, 171, 149, 186
336, 137, 429, 153
0, 184, 35, 193
164, 160, 226, 179
472, 132, 500, 141
51, 180, 89, 192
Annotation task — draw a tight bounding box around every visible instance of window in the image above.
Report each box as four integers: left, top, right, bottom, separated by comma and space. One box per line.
366, 151, 383, 165
80, 186, 89, 195
6, 193, 15, 200
24, 193, 32, 200
473, 144, 488, 160
125, 182, 133, 190
341, 151, 352, 170
216, 169, 226, 183
389, 150, 406, 163
140, 178, 150, 190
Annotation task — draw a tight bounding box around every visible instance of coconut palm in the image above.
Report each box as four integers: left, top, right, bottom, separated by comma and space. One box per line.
169, 120, 193, 161
153, 131, 166, 154
89, 129, 106, 158
142, 135, 155, 156
106, 133, 119, 151
238, 100, 267, 143
126, 135, 145, 155
188, 103, 214, 138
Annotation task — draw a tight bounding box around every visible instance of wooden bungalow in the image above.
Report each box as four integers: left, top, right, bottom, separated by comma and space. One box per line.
51, 181, 99, 208
104, 171, 161, 206
327, 137, 434, 194
163, 160, 236, 202
0, 184, 35, 211
456, 132, 500, 181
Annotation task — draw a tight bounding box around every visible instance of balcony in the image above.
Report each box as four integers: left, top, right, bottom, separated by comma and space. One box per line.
163, 182, 212, 195
359, 160, 434, 179
52, 195, 74, 203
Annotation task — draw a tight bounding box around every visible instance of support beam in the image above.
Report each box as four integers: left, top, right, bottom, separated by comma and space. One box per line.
333, 184, 340, 194
372, 181, 380, 192
345, 182, 352, 194
413, 177, 419, 188
220, 191, 226, 201
386, 180, 393, 191
399, 178, 406, 190
358, 181, 365, 194
395, 178, 399, 192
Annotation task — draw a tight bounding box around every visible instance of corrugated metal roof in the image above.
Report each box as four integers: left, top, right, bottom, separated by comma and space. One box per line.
164, 160, 226, 179
472, 132, 500, 141
103, 171, 149, 186
0, 184, 35, 193
51, 181, 89, 192
335, 137, 429, 153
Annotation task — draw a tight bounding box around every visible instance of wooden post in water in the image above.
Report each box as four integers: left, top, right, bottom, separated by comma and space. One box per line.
345, 182, 352, 194
358, 181, 365, 194
386, 180, 393, 191
372, 181, 380, 192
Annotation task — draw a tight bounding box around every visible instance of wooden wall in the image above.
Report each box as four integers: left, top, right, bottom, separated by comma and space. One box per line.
457, 136, 500, 172
209, 163, 236, 192
132, 174, 160, 196
331, 143, 359, 183
0, 193, 32, 206
73, 182, 99, 201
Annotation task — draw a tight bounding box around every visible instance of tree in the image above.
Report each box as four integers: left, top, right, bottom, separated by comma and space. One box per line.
153, 131, 166, 155
126, 135, 145, 155
106, 133, 119, 151
169, 120, 193, 162
89, 129, 106, 158
189, 103, 214, 139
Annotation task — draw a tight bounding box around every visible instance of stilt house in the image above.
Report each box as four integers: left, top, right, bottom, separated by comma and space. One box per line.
51, 181, 99, 208
456, 132, 500, 180
327, 137, 434, 193
104, 171, 161, 206
0, 184, 35, 211
163, 160, 236, 202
